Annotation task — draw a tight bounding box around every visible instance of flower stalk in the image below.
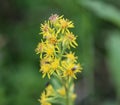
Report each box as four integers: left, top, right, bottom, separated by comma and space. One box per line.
36, 14, 83, 105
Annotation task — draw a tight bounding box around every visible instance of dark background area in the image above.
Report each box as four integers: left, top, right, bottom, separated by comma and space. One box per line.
0, 0, 120, 105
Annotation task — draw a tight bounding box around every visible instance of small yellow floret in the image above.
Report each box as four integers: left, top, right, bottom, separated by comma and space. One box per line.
58, 18, 74, 33
35, 41, 45, 54
38, 92, 51, 105
46, 85, 55, 96
65, 52, 77, 62
62, 62, 82, 79
57, 87, 66, 96
44, 44, 55, 57
40, 64, 51, 78
63, 31, 78, 48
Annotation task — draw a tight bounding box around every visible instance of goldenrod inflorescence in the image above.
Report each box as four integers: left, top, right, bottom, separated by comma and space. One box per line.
36, 14, 82, 105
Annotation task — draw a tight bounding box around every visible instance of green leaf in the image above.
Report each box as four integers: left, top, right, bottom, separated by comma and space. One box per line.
80, 0, 120, 27
106, 31, 120, 93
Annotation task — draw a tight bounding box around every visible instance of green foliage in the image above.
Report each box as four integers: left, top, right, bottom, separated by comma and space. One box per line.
80, 0, 120, 27
107, 32, 120, 98
0, 87, 6, 105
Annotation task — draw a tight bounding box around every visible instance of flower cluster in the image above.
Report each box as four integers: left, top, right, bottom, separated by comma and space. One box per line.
39, 84, 76, 105
36, 14, 82, 105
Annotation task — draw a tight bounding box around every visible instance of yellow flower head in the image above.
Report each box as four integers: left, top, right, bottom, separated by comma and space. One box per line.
62, 31, 78, 48
40, 21, 54, 39
44, 43, 55, 58
45, 32, 60, 46
40, 63, 51, 78
46, 85, 55, 96
59, 18, 74, 33
50, 58, 63, 76
35, 41, 45, 54
62, 62, 82, 79
39, 85, 56, 105
47, 35, 58, 45
64, 51, 78, 62
51, 58, 59, 70
49, 14, 59, 23
39, 92, 51, 105
41, 21, 50, 35
40, 57, 53, 65
40, 57, 61, 78
57, 87, 66, 96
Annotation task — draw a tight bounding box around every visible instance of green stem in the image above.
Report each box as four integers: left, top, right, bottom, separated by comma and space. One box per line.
65, 77, 71, 105
66, 87, 69, 105
56, 43, 72, 105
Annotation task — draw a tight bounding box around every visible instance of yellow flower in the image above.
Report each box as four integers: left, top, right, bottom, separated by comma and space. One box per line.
64, 52, 77, 62
39, 85, 55, 105
38, 92, 52, 105
40, 63, 51, 78
35, 40, 45, 58
49, 14, 59, 23
40, 21, 54, 39
35, 41, 44, 54
63, 31, 78, 48
49, 14, 63, 28
48, 36, 58, 45
57, 87, 66, 96
45, 33, 61, 54
46, 85, 55, 96
46, 33, 58, 45
44, 42, 60, 58
41, 21, 49, 34
58, 18, 74, 33
44, 44, 55, 58
40, 57, 53, 65
50, 58, 62, 75
40, 57, 61, 78
62, 62, 82, 79
51, 59, 59, 70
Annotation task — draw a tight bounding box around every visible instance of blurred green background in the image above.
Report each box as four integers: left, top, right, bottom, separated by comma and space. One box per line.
0, 0, 120, 105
